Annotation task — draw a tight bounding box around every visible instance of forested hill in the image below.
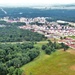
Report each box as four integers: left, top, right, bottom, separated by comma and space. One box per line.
0, 26, 46, 42
0, 8, 75, 22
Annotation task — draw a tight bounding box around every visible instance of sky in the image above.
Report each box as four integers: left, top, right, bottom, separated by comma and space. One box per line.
0, 0, 75, 7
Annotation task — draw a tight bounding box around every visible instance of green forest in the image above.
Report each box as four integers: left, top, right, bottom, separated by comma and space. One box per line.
0, 21, 46, 42
0, 27, 46, 42
0, 42, 40, 75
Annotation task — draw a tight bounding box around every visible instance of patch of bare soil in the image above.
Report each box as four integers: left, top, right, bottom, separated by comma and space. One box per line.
70, 65, 75, 71
67, 49, 75, 55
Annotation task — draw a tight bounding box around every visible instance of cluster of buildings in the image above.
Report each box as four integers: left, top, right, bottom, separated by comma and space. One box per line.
19, 19, 75, 39
0, 17, 46, 24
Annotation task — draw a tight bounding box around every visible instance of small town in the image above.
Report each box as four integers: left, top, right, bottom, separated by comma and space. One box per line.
1, 17, 75, 38
0, 17, 75, 49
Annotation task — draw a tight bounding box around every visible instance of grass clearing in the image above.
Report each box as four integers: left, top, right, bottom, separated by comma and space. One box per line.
21, 41, 75, 75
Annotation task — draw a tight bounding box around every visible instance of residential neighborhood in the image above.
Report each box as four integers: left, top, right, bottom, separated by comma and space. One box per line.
0, 17, 75, 49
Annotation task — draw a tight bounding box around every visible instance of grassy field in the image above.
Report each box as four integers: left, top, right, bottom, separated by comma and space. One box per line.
69, 36, 75, 39
21, 41, 75, 75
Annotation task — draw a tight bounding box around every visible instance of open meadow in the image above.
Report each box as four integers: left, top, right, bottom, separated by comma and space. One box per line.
21, 41, 75, 75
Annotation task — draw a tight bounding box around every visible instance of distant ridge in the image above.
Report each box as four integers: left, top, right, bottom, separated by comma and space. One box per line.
30, 4, 75, 9
0, 3, 75, 8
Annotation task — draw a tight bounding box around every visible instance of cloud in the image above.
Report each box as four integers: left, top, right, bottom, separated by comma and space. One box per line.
0, 0, 75, 6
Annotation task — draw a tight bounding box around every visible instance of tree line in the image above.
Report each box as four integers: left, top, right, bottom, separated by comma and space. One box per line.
42, 40, 69, 55
0, 20, 26, 26
0, 42, 40, 75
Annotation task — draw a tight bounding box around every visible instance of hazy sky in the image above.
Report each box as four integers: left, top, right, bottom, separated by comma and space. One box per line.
0, 0, 75, 7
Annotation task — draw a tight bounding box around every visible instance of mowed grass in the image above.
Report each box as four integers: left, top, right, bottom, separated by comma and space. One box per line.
21, 41, 75, 75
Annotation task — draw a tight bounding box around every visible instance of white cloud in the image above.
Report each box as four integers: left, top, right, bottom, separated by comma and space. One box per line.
0, 0, 75, 6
